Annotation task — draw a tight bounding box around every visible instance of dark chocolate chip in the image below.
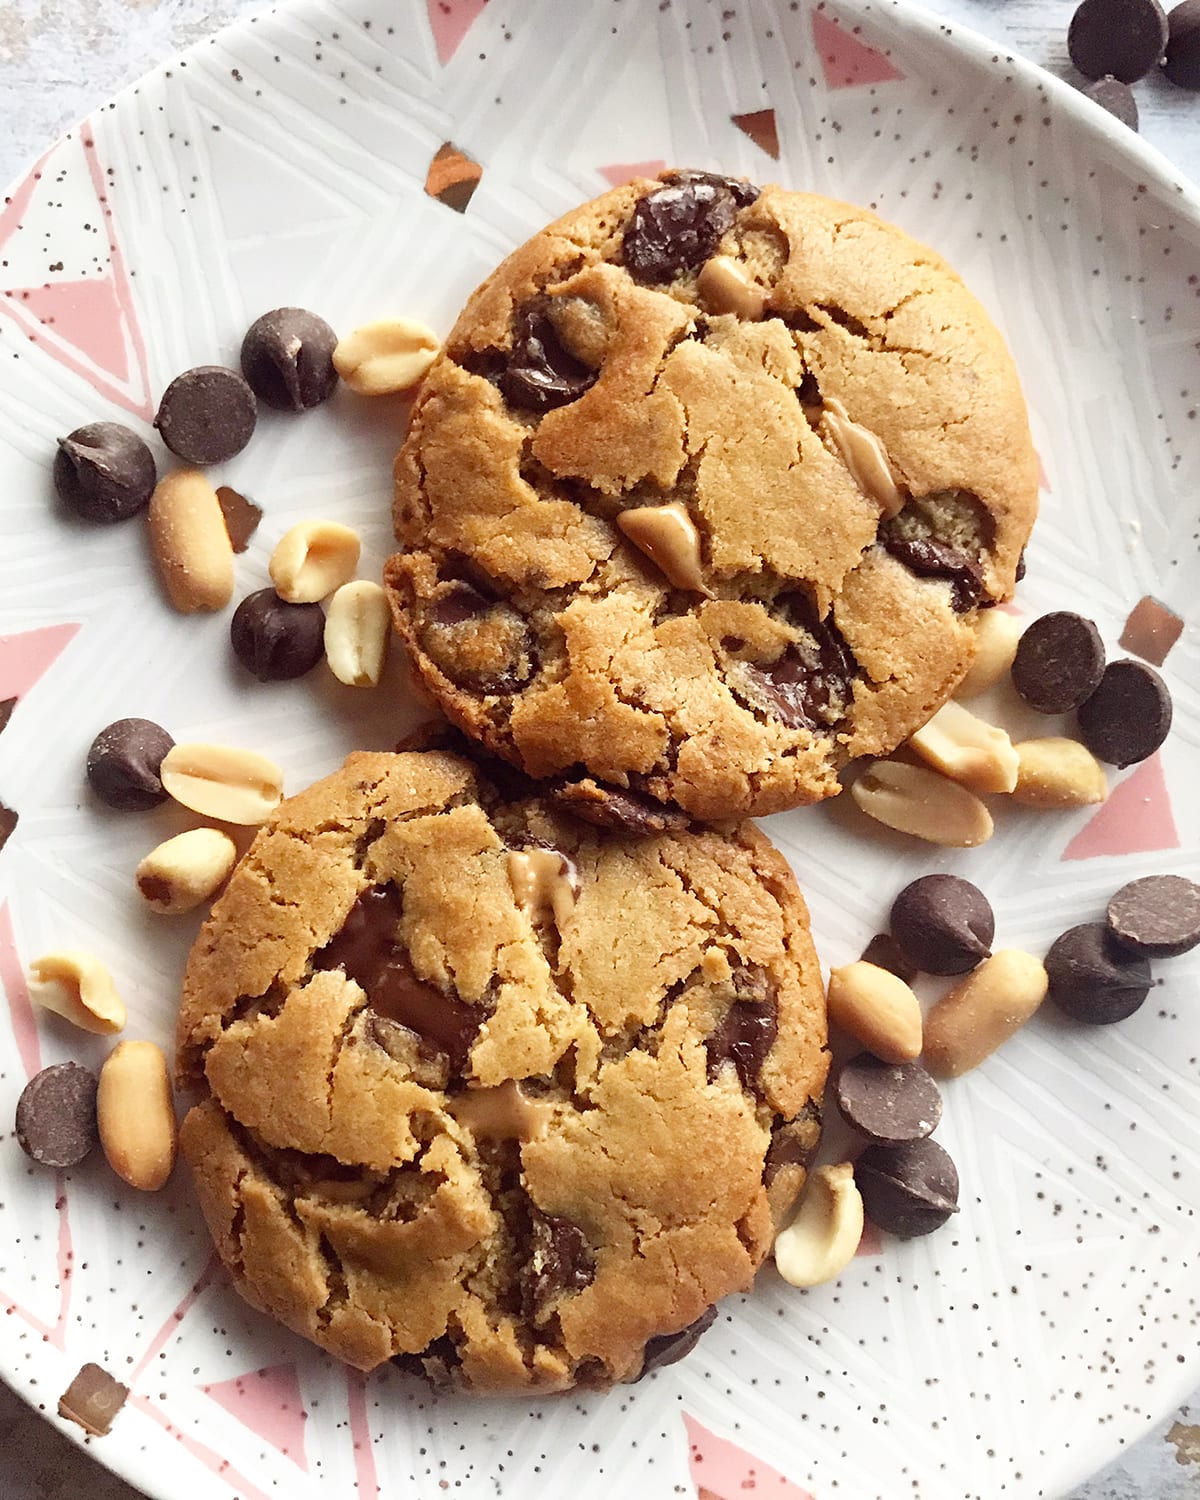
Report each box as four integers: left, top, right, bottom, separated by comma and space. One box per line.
58, 1363, 129, 1437
855, 1139, 959, 1239
313, 885, 481, 1069
706, 985, 778, 1092
16, 1063, 98, 1167
1165, 0, 1200, 86
741, 597, 857, 732
1082, 74, 1140, 127
0, 802, 16, 853
638, 1305, 718, 1377
216, 486, 263, 553
860, 933, 919, 985
547, 777, 690, 835
86, 718, 174, 811
763, 1106, 822, 1184
1045, 922, 1152, 1024
1011, 611, 1106, 713
240, 307, 339, 411
230, 588, 325, 681
499, 306, 597, 413
154, 365, 257, 465
0, 698, 14, 736
664, 169, 760, 208
882, 534, 984, 612
392, 1334, 459, 1390
53, 422, 156, 523
1014, 548, 1027, 583
524, 1208, 595, 1321
835, 1054, 942, 1146
623, 176, 749, 283
1076, 658, 1172, 767
1107, 874, 1200, 958
432, 581, 491, 625
890, 874, 994, 976
1069, 0, 1168, 82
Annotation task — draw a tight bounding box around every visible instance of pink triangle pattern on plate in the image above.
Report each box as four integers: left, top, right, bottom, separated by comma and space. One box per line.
427, 0, 488, 65
204, 1364, 309, 1471
1061, 753, 1180, 861
0, 622, 81, 706
811, 10, 903, 90
684, 1413, 816, 1499
130, 1253, 223, 1385
599, 160, 667, 189
347, 1369, 380, 1498
130, 1395, 274, 1500
0, 899, 40, 1081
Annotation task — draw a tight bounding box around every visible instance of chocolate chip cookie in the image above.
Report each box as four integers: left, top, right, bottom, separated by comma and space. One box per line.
385, 172, 1038, 821
176, 749, 827, 1390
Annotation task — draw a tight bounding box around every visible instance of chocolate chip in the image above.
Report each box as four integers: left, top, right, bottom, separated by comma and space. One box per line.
524, 1208, 595, 1321
154, 365, 258, 465
1069, 0, 1168, 82
623, 175, 752, 284
0, 802, 16, 853
882, 534, 984, 612
741, 598, 857, 732
1011, 611, 1106, 713
1045, 922, 1152, 1024
638, 1305, 718, 1377
313, 885, 481, 1069
664, 169, 760, 207
230, 588, 325, 681
855, 1139, 959, 1239
1082, 74, 1140, 127
53, 422, 156, 523
392, 1334, 459, 1390
15, 1062, 98, 1168
499, 306, 597, 413
889, 874, 994, 976
0, 698, 13, 736
1076, 658, 1173, 767
1165, 0, 1200, 86
547, 777, 690, 835
836, 1054, 942, 1146
240, 307, 339, 411
215, 485, 263, 553
1014, 548, 1027, 582
1107, 874, 1200, 958
860, 932, 919, 985
706, 984, 778, 1092
58, 1363, 129, 1437
86, 718, 174, 811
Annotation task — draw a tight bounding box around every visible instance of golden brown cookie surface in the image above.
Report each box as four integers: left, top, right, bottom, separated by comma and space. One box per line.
176, 750, 827, 1391
385, 173, 1038, 820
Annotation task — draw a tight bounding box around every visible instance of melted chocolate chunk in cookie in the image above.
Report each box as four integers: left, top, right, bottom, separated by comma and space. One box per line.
314, 886, 481, 1069
706, 972, 778, 1092
499, 306, 597, 413
740, 595, 857, 732
420, 579, 537, 695
623, 172, 758, 283
638, 1305, 719, 1377
883, 534, 984, 612
523, 1207, 596, 1321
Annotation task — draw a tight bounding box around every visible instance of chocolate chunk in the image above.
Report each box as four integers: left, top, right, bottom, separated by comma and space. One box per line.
890, 874, 994, 975
1011, 611, 1106, 713
1082, 74, 1140, 127
240, 307, 339, 411
524, 1208, 595, 1321
860, 932, 919, 984
1076, 658, 1172, 767
0, 802, 16, 853
1069, 0, 1168, 82
0, 698, 14, 736
154, 365, 257, 465
623, 175, 752, 284
706, 985, 778, 1092
1045, 922, 1152, 1023
763, 1106, 822, 1183
215, 485, 263, 553
1014, 548, 1027, 583
58, 1363, 129, 1437
855, 1139, 959, 1239
230, 588, 325, 681
86, 718, 174, 811
1107, 874, 1200, 958
835, 1054, 942, 1145
742, 597, 857, 732
548, 777, 690, 835
1119, 595, 1184, 667
15, 1062, 98, 1167
664, 169, 761, 208
638, 1305, 718, 1377
393, 1334, 459, 1390
313, 885, 481, 1069
499, 306, 597, 414
420, 582, 536, 694
53, 422, 156, 524
1165, 0, 1200, 86
882, 534, 984, 612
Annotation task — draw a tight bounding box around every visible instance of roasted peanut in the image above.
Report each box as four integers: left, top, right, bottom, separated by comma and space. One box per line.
851, 760, 994, 847
269, 520, 360, 603
28, 952, 126, 1035
1012, 738, 1108, 809
136, 827, 238, 914
908, 701, 1019, 795
956, 610, 1022, 698
774, 1163, 865, 1289
324, 579, 392, 686
923, 949, 1049, 1078
826, 960, 923, 1063
333, 319, 440, 395
97, 1040, 177, 1191
147, 469, 235, 613
159, 742, 284, 825
696, 255, 767, 319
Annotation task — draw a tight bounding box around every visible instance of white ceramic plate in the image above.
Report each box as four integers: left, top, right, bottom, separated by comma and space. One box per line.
1, 2, 1197, 1497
